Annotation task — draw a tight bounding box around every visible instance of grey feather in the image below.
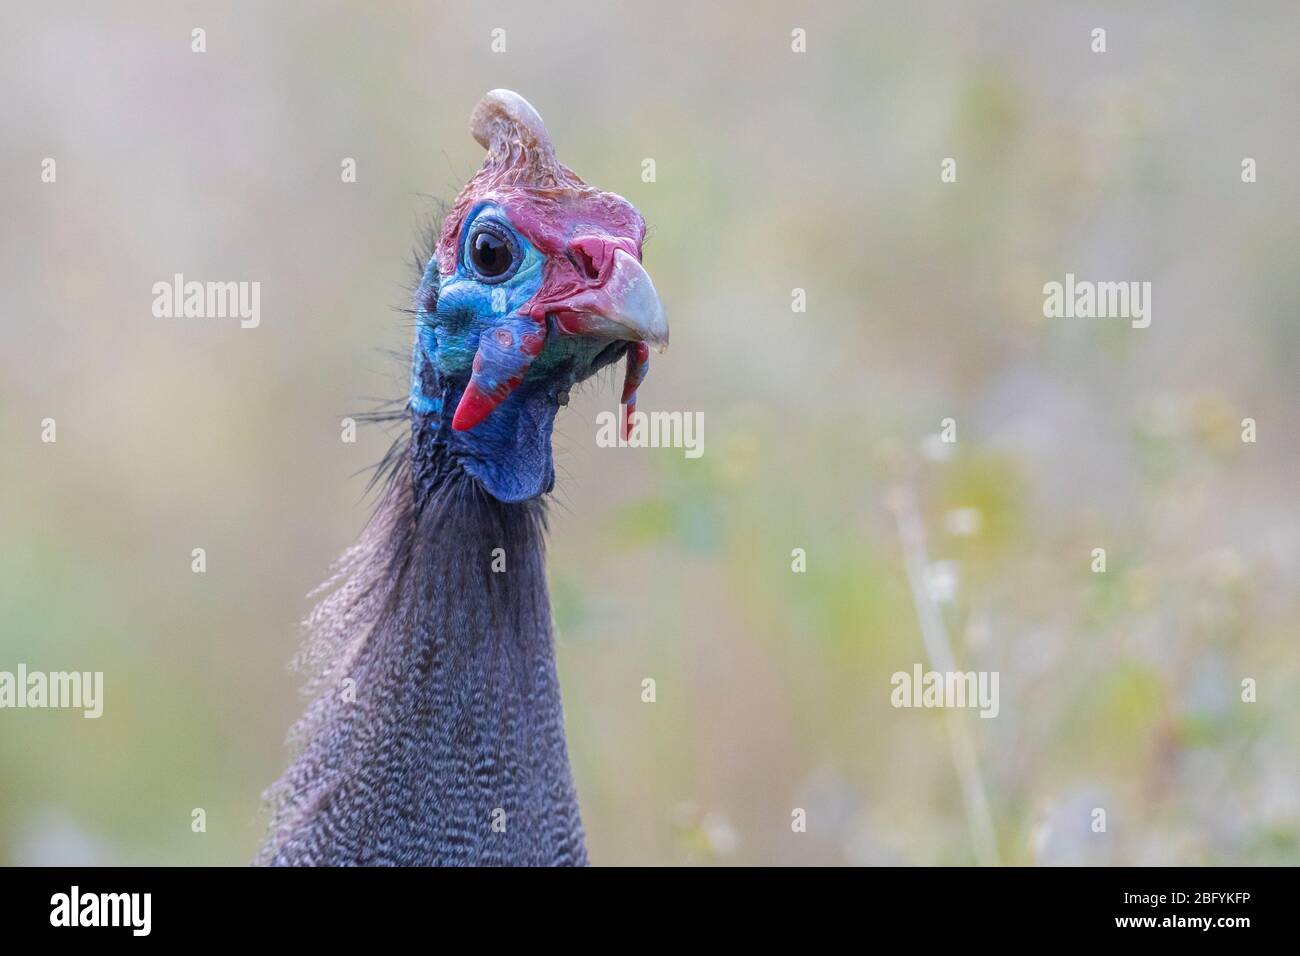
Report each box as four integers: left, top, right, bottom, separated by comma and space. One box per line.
257, 442, 587, 866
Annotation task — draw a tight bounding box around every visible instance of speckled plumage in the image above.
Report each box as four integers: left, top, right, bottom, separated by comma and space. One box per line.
258, 440, 587, 866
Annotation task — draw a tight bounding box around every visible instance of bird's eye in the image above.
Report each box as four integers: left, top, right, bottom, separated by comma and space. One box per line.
466, 225, 519, 282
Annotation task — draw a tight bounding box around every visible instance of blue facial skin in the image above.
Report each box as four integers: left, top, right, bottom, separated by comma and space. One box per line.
411, 203, 626, 503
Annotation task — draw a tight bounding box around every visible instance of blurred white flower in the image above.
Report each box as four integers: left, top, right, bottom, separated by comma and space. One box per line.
700, 811, 738, 857
925, 561, 959, 604
944, 507, 983, 536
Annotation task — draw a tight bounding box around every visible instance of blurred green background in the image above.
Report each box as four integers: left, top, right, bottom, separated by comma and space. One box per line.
2, 1, 1297, 865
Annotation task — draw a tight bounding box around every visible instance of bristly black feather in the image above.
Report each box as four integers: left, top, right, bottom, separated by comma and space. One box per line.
409, 195, 449, 295
344, 203, 448, 499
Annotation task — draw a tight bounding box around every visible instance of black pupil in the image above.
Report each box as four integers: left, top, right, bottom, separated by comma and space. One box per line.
471, 231, 510, 277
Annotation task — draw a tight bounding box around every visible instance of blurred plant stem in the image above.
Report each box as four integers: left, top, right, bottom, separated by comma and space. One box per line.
891, 484, 1000, 866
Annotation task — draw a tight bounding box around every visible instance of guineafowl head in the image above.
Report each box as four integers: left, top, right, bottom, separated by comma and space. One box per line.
411, 89, 668, 503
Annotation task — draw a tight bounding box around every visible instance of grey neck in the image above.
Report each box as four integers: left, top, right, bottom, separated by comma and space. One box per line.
258, 446, 587, 866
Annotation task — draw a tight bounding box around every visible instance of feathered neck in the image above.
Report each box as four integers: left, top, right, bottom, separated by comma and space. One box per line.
258, 430, 587, 866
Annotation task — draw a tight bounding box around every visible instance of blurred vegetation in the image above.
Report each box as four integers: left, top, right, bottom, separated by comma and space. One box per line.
1, 1, 1297, 865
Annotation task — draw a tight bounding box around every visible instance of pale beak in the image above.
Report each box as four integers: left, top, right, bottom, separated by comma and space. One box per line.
549, 249, 669, 352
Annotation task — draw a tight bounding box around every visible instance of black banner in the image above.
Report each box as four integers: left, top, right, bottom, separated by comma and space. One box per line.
0, 866, 1280, 941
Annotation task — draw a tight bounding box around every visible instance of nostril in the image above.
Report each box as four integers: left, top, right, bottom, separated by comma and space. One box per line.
569, 236, 608, 283
575, 247, 600, 281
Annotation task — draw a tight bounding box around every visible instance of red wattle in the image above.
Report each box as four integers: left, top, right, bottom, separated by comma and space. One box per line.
452, 382, 498, 431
